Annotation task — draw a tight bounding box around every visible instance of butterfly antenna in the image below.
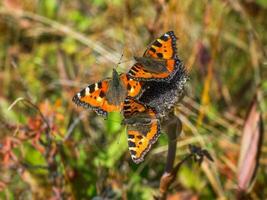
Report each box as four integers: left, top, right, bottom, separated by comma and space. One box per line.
118, 58, 132, 65
115, 53, 124, 70
115, 46, 132, 71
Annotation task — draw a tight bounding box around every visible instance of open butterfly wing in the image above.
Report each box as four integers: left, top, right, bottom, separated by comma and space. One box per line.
123, 97, 160, 164
120, 73, 143, 97
128, 59, 181, 81
73, 72, 143, 117
72, 80, 120, 117
128, 31, 180, 82
143, 31, 177, 59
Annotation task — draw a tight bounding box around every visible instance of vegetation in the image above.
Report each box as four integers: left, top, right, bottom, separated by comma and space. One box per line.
0, 0, 266, 199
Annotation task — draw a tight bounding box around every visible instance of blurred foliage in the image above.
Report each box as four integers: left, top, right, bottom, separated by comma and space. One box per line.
0, 0, 266, 199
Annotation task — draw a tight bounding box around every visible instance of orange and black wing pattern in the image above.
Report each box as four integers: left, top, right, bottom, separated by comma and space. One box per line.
72, 72, 143, 117
72, 79, 117, 117
120, 73, 143, 98
128, 58, 181, 82
128, 31, 181, 82
143, 31, 177, 59
123, 97, 160, 164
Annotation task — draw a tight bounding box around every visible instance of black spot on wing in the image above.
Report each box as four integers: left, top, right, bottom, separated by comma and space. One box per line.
153, 40, 162, 47
130, 150, 136, 155
80, 89, 86, 97
128, 134, 134, 139
127, 84, 131, 90
97, 82, 102, 89
149, 47, 156, 53
124, 105, 131, 110
88, 84, 95, 93
99, 90, 105, 98
128, 141, 136, 147
156, 53, 163, 58
137, 135, 142, 139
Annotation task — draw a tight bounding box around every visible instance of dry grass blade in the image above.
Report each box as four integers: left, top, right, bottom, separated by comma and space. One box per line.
237, 92, 264, 196
0, 8, 121, 63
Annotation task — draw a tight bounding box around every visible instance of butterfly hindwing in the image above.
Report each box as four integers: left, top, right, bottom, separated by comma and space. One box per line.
123, 97, 160, 164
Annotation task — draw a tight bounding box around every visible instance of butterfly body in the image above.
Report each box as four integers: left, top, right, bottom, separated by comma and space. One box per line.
105, 69, 127, 106
72, 69, 142, 117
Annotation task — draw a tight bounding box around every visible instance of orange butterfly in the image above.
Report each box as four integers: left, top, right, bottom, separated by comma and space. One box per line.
128, 31, 181, 82
72, 69, 143, 117
123, 97, 160, 164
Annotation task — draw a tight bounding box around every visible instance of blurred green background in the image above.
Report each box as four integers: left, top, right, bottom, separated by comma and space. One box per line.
0, 0, 266, 199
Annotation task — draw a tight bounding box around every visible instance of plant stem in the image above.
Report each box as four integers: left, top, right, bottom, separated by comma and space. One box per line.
157, 116, 182, 200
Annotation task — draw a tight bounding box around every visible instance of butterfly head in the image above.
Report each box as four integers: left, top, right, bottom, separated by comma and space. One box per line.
112, 68, 120, 86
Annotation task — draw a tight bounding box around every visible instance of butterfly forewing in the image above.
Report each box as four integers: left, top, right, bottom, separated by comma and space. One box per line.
143, 31, 177, 59
72, 70, 143, 117
128, 31, 180, 82
72, 80, 112, 117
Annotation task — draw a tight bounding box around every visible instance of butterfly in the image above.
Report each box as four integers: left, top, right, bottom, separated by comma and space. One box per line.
72, 69, 143, 117
128, 31, 181, 82
122, 97, 160, 164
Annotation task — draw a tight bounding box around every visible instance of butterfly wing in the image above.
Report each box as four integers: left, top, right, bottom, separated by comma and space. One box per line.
123, 97, 160, 164
120, 73, 143, 98
72, 79, 121, 117
128, 31, 180, 82
128, 58, 181, 81
143, 31, 177, 59
72, 73, 143, 117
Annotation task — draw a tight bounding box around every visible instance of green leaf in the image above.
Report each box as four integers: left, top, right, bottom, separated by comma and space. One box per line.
23, 144, 47, 175
106, 111, 122, 135
256, 0, 267, 8
40, 0, 59, 18
179, 165, 206, 192
93, 128, 127, 168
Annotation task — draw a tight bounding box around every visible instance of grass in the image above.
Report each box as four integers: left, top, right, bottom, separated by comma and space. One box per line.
0, 0, 266, 199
